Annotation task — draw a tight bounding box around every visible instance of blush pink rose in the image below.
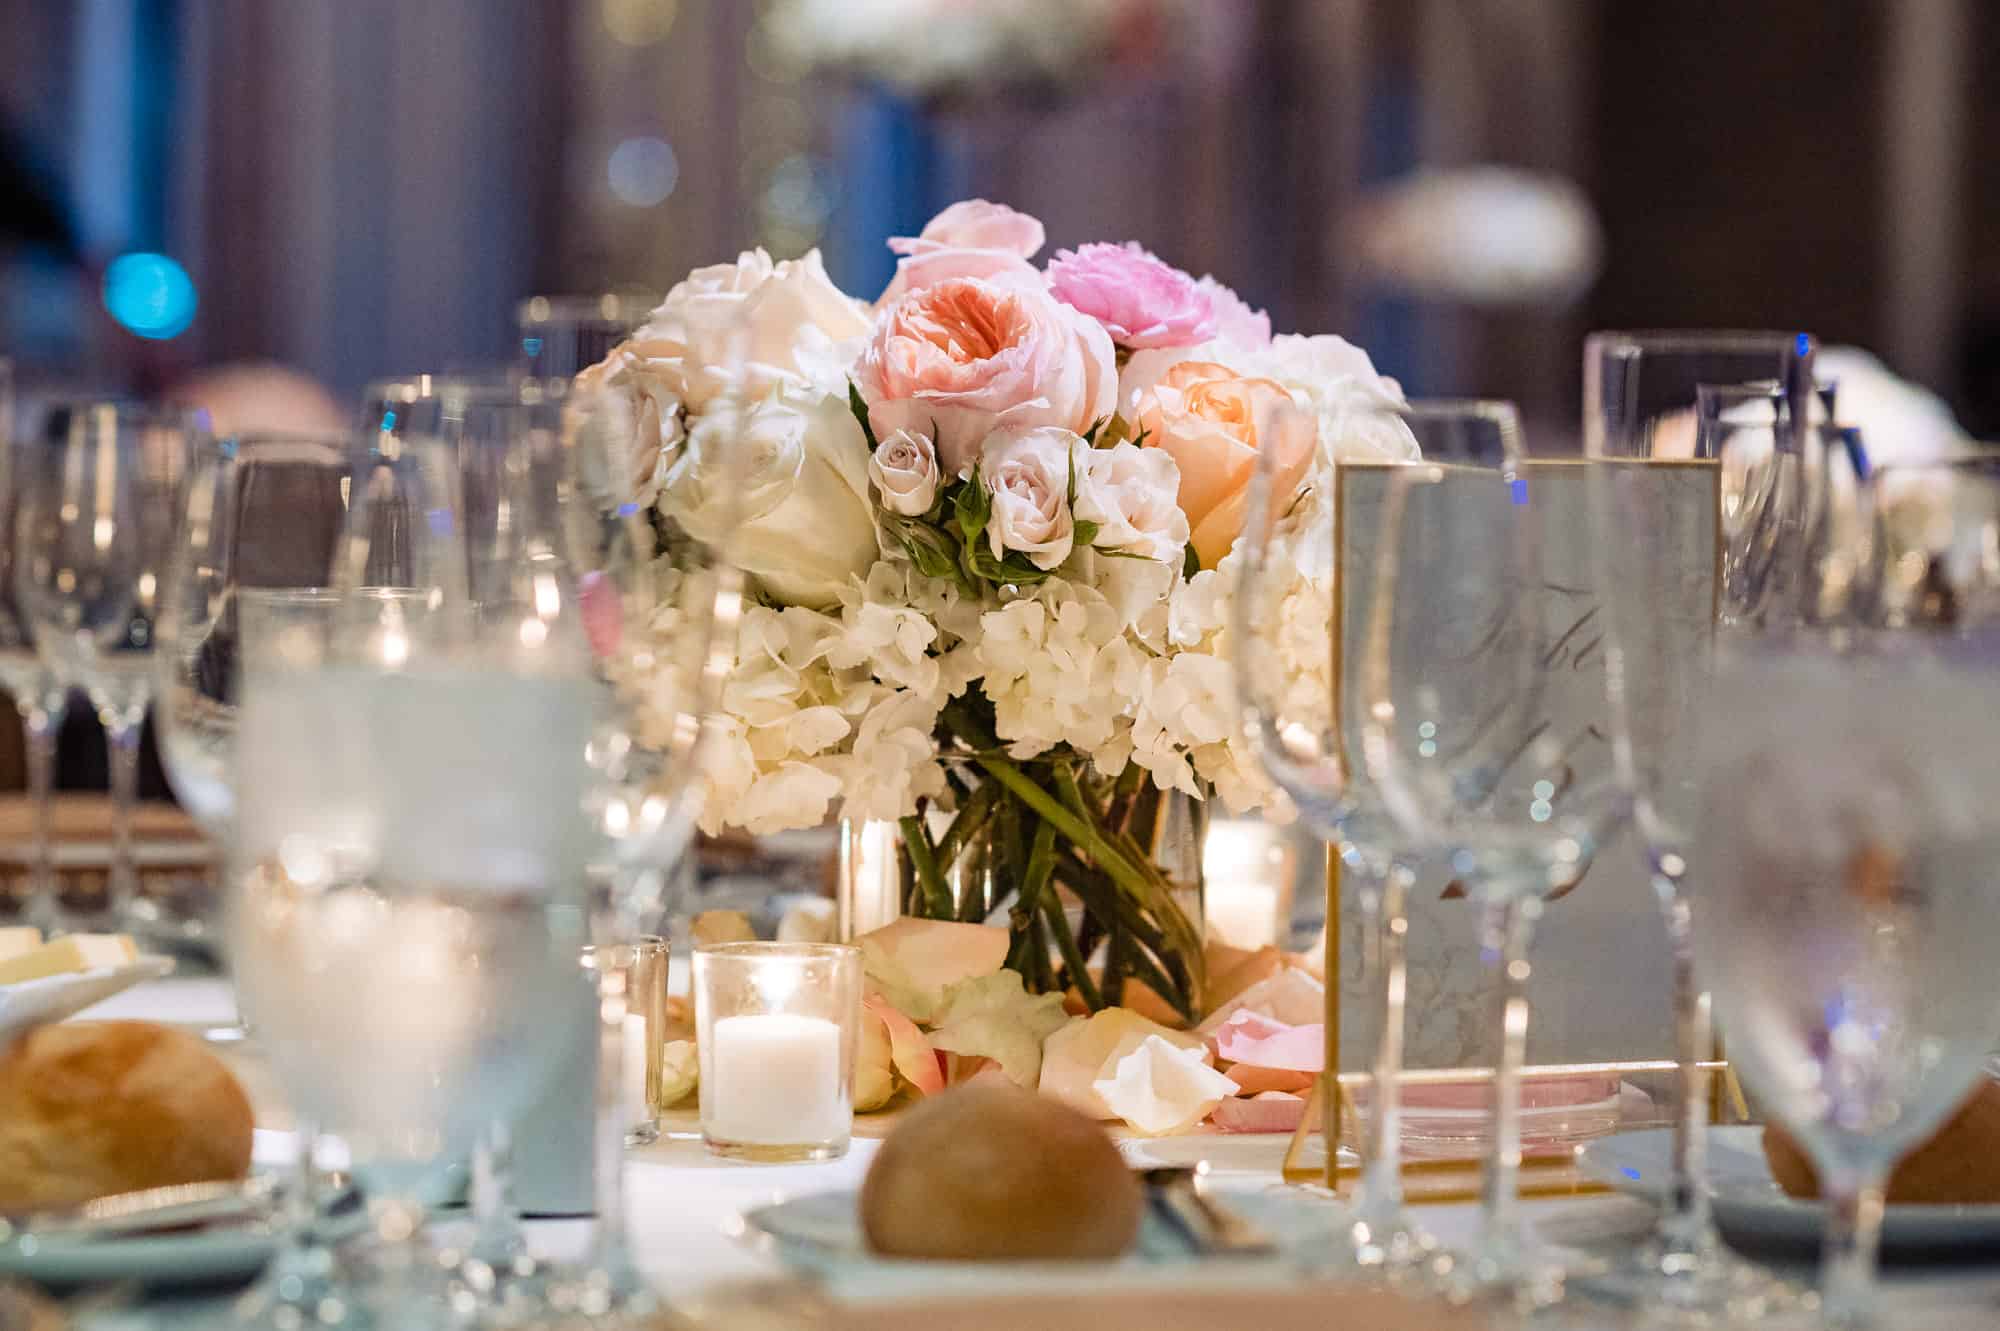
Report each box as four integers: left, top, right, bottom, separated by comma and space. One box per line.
1134, 360, 1315, 568
1197, 275, 1273, 349
1046, 242, 1218, 350
858, 276, 1117, 475
880, 200, 1047, 305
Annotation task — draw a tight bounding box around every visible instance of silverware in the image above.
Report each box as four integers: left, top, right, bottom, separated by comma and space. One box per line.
3, 1174, 283, 1241
1139, 1165, 1276, 1257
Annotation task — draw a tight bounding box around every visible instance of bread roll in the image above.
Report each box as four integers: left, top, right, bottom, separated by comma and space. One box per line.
1764, 1077, 2000, 1205
861, 1084, 1141, 1261
0, 1020, 255, 1213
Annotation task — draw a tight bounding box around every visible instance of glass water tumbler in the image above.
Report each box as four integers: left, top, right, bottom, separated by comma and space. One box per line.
692, 941, 862, 1163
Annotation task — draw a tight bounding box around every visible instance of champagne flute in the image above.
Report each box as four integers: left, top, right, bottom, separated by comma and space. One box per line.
14, 401, 203, 937
1357, 401, 1625, 1307
1232, 396, 1443, 1281
1581, 330, 1815, 1315
1693, 632, 2000, 1330
0, 395, 70, 931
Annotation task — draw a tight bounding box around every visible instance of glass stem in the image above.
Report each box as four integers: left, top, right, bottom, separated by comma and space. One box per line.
1476, 891, 1541, 1275
21, 695, 62, 931
105, 715, 143, 929
243, 1119, 338, 1315
1818, 1163, 1889, 1330
585, 956, 642, 1291
470, 1119, 526, 1267
1655, 885, 1718, 1262
1354, 856, 1414, 1234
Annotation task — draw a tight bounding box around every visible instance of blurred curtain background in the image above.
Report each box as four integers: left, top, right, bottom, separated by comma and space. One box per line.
1, 0, 1993, 442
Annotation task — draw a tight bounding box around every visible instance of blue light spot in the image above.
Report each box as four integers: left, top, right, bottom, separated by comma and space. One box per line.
425, 508, 455, 536
381, 410, 398, 431
103, 253, 197, 339
1796, 333, 1811, 357
1510, 477, 1529, 505
616, 502, 640, 517
522, 336, 544, 357
1621, 1167, 1641, 1181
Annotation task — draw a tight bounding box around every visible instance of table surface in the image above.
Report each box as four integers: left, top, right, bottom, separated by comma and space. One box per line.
64, 980, 2000, 1327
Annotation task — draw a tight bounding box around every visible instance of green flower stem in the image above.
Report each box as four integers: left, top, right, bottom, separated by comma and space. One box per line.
1121, 930, 1198, 1026
932, 781, 1000, 885
898, 814, 953, 918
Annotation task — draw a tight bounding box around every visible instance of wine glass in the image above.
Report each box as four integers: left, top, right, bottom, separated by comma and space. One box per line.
1356, 401, 1625, 1307
1581, 330, 1816, 1315
1233, 396, 1455, 1281
0, 396, 71, 932
517, 293, 650, 381
153, 431, 358, 1327
14, 401, 203, 938
1692, 631, 2000, 1330
231, 425, 587, 1331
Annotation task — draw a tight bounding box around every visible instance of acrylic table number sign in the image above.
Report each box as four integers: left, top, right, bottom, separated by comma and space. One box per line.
1328, 458, 1720, 1075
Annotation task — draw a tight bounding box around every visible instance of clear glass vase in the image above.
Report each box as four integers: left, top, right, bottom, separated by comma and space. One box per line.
836, 749, 1209, 1020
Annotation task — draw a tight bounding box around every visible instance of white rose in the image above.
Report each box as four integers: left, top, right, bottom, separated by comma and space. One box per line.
977, 426, 1081, 571
1075, 442, 1189, 563
625, 248, 872, 409
868, 429, 940, 516
660, 388, 879, 610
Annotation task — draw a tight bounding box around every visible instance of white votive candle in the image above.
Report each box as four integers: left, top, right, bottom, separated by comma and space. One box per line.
706, 1012, 847, 1146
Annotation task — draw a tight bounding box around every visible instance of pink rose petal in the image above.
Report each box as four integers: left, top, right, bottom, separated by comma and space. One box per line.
1223, 1064, 1315, 1096
1212, 1092, 1306, 1135
864, 993, 944, 1096
1213, 1010, 1325, 1073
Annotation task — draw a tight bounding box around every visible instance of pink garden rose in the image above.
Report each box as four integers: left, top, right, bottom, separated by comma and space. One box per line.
858, 276, 1116, 475
1197, 275, 1272, 349
1046, 242, 1217, 350
880, 200, 1046, 305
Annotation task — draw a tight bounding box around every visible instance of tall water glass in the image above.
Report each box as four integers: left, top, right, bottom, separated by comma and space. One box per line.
1581, 330, 1814, 1315
0, 396, 69, 930
1693, 634, 2000, 1330
14, 402, 202, 935
1357, 403, 1624, 1307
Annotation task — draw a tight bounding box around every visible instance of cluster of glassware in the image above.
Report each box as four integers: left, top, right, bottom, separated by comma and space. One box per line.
1234, 331, 2000, 1327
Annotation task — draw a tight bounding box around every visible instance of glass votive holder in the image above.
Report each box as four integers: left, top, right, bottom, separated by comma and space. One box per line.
692, 941, 862, 1163
580, 934, 669, 1146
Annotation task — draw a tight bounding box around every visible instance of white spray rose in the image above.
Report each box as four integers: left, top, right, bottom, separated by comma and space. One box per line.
977, 426, 1082, 571
868, 429, 941, 516
1075, 442, 1188, 563
659, 388, 880, 610
626, 248, 872, 409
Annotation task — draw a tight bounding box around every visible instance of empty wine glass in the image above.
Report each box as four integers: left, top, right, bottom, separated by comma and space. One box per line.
153, 431, 355, 1328
0, 398, 70, 931
14, 401, 203, 937
1358, 401, 1625, 1308
1693, 632, 2000, 1330
1232, 395, 1437, 1281
1581, 330, 1817, 1316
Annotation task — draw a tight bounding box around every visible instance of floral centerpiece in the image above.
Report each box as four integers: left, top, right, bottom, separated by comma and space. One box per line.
582, 200, 1413, 1127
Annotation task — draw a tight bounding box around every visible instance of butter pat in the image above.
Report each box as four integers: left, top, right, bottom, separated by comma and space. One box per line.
0, 933, 138, 986
0, 927, 42, 960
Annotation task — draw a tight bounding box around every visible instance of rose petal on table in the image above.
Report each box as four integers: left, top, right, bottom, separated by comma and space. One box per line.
1212, 1011, 1325, 1073
856, 918, 1010, 1022
1196, 966, 1325, 1037
1039, 1008, 1210, 1119
1221, 1064, 1315, 1095
658, 1039, 699, 1108
1202, 946, 1285, 1019
1212, 1091, 1306, 1134
1093, 1034, 1240, 1136
864, 993, 944, 1098
926, 970, 1070, 1087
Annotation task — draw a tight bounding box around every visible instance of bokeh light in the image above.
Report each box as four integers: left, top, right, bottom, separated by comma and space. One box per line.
602, 0, 678, 47
608, 137, 680, 207
102, 252, 198, 339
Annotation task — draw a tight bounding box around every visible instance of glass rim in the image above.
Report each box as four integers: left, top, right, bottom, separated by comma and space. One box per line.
1585, 328, 1815, 359
362, 373, 566, 407
225, 428, 354, 452
1395, 397, 1524, 426
691, 940, 860, 960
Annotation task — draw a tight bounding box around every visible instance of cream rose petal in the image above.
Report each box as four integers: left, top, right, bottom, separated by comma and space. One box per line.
1092, 1034, 1241, 1136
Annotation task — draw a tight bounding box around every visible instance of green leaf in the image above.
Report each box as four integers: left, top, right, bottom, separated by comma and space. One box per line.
1095, 414, 1133, 449
955, 476, 991, 552
1129, 426, 1151, 449
1080, 415, 1107, 448
848, 381, 879, 452
1182, 542, 1202, 580
926, 969, 1071, 1087
893, 517, 963, 583
1074, 518, 1101, 548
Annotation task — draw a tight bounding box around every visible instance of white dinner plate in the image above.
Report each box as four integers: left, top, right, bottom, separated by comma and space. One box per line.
1578, 1126, 2000, 1258
738, 1187, 1341, 1301
0, 1222, 282, 1290
0, 956, 177, 1043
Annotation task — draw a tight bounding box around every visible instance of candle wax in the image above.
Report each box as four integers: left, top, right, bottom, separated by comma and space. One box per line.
706, 1012, 847, 1146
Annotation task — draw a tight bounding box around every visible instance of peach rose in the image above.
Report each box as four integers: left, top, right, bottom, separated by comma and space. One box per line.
880, 200, 1046, 304
1134, 360, 1314, 568
858, 276, 1116, 476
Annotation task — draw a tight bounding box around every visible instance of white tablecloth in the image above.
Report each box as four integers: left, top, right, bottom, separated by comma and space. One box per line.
68, 980, 2000, 1326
